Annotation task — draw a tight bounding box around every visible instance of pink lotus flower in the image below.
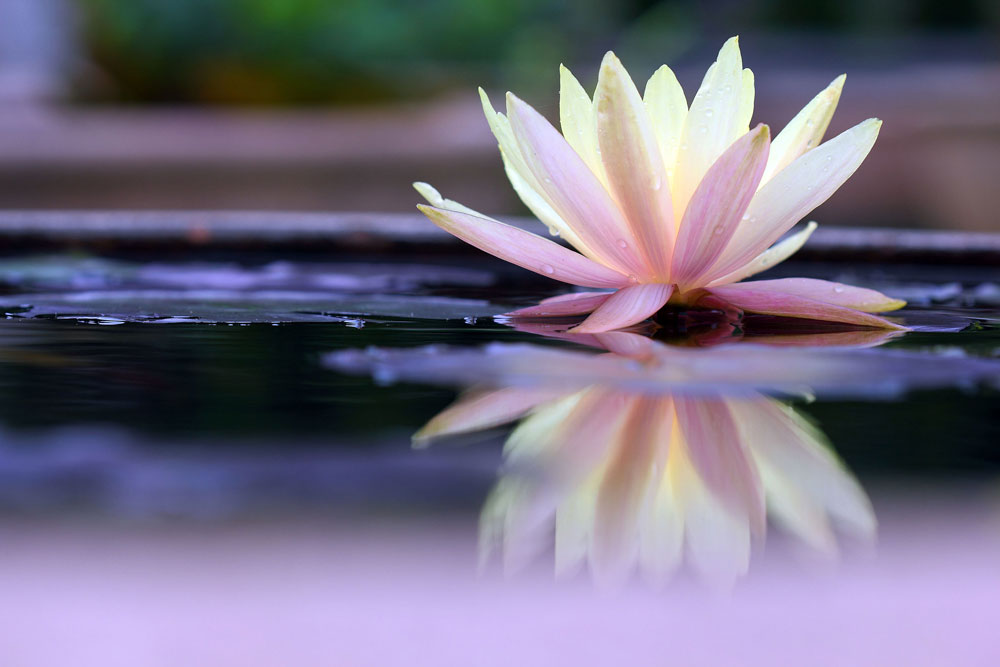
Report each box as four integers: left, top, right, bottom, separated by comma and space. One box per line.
415, 37, 906, 333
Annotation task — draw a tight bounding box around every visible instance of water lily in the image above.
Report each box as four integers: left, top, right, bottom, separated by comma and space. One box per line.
415, 37, 906, 333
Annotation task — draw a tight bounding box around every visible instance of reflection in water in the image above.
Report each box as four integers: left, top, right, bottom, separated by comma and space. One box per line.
417, 383, 874, 588
324, 329, 1000, 587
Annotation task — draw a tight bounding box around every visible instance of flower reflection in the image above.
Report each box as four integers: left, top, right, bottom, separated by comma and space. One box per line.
415, 343, 875, 588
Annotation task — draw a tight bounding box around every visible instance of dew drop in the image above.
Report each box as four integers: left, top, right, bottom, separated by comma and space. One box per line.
705, 109, 714, 117
699, 125, 709, 134
713, 225, 725, 235
806, 119, 815, 128
541, 264, 555, 275
617, 239, 629, 249
833, 286, 845, 294
826, 155, 834, 162
741, 213, 751, 221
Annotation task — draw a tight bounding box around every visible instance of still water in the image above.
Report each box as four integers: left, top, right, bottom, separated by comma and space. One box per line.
0, 254, 998, 664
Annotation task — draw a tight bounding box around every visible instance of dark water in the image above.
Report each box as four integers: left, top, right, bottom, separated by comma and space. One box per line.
0, 254, 998, 571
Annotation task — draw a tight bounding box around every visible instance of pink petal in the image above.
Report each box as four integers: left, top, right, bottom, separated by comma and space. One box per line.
569, 283, 674, 334
591, 332, 660, 359
675, 397, 765, 537
504, 291, 613, 318
413, 387, 561, 445
708, 118, 881, 278
671, 124, 771, 287
506, 94, 650, 279
595, 52, 676, 278
707, 221, 817, 286
708, 284, 908, 329
418, 205, 630, 289
592, 396, 671, 582
717, 278, 905, 312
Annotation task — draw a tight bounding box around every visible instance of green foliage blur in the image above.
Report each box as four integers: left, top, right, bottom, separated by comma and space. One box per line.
79, 0, 623, 104
78, 0, 998, 105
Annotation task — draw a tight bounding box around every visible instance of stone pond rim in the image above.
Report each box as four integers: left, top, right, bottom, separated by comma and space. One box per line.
0, 210, 998, 265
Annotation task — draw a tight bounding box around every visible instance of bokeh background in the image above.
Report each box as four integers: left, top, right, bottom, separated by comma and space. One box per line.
1, 0, 998, 228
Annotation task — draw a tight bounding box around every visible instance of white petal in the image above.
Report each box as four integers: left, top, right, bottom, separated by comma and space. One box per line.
418, 205, 631, 288
710, 118, 882, 278
479, 89, 589, 250
595, 52, 676, 278
643, 64, 688, 190
672, 37, 751, 220
559, 65, 605, 184
507, 93, 650, 278
707, 221, 817, 286
671, 124, 770, 287
762, 74, 845, 185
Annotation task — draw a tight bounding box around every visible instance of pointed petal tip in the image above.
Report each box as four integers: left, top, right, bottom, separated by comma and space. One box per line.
600, 50, 621, 69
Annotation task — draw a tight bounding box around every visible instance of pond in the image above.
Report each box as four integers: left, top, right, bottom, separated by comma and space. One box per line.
0, 234, 998, 664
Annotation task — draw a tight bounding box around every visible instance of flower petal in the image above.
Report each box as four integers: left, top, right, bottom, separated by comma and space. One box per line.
569, 283, 674, 334
672, 37, 752, 219
507, 94, 650, 278
643, 64, 687, 189
479, 89, 589, 252
732, 400, 875, 551
707, 221, 817, 286
710, 118, 882, 278
559, 65, 604, 183
716, 278, 905, 312
418, 205, 631, 288
762, 74, 845, 184
592, 396, 670, 584
708, 283, 907, 329
595, 52, 676, 277
674, 397, 766, 538
504, 291, 613, 318
413, 181, 482, 217
413, 387, 561, 445
671, 124, 770, 287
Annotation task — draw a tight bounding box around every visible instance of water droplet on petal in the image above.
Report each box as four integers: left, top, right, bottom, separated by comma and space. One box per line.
617, 239, 629, 249
699, 125, 709, 134
834, 286, 845, 293
741, 213, 751, 221
541, 264, 555, 275
713, 225, 725, 235
806, 119, 815, 128
705, 109, 714, 117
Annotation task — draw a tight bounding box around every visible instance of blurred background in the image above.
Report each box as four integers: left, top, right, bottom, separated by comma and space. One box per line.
0, 0, 998, 227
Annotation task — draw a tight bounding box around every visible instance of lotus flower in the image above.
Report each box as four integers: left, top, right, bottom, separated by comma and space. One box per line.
417, 378, 875, 588
415, 37, 906, 333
